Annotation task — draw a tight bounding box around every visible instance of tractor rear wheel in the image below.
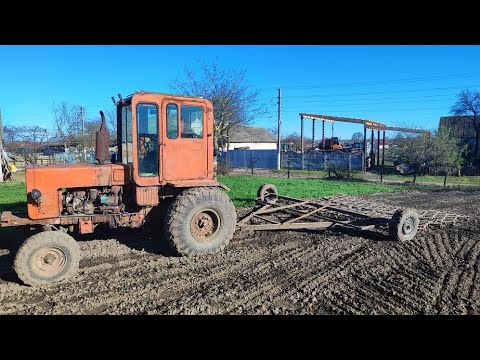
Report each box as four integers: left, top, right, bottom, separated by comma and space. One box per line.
389, 208, 419, 242
14, 231, 80, 287
164, 187, 237, 256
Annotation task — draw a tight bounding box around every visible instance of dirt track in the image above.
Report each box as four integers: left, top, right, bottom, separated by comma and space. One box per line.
1, 189, 479, 315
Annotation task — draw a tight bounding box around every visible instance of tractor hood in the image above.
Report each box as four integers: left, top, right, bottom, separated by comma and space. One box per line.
25, 163, 130, 220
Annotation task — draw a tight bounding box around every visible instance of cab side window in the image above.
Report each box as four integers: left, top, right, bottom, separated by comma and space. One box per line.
136, 103, 158, 177
166, 104, 178, 139
180, 105, 203, 138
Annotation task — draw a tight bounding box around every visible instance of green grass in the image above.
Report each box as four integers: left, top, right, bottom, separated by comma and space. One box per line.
273, 168, 480, 185
362, 172, 480, 185
0, 175, 27, 238
218, 175, 404, 207
0, 176, 27, 213
3, 172, 474, 215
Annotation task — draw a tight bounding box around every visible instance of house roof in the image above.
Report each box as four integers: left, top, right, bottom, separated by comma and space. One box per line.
439, 116, 476, 138
228, 125, 276, 143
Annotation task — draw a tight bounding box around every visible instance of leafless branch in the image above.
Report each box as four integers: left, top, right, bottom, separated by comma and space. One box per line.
171, 59, 268, 150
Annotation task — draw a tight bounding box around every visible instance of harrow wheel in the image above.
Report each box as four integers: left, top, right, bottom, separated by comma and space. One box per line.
257, 184, 278, 204
389, 208, 419, 242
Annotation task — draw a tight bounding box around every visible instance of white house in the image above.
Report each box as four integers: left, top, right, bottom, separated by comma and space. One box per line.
227, 125, 277, 150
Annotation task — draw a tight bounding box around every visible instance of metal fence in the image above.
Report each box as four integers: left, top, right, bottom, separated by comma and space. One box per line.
218, 149, 278, 169
217, 149, 363, 171
281, 150, 363, 171
53, 151, 95, 164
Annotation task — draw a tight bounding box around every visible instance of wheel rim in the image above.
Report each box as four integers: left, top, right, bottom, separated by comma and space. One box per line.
402, 217, 416, 235
264, 190, 277, 203
190, 209, 221, 242
32, 247, 68, 277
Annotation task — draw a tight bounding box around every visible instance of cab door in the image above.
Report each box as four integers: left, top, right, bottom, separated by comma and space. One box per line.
162, 99, 208, 181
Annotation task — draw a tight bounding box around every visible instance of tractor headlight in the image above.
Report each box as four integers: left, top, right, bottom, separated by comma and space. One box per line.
31, 189, 42, 202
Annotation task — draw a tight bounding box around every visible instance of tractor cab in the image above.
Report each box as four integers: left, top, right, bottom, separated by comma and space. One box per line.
114, 91, 216, 188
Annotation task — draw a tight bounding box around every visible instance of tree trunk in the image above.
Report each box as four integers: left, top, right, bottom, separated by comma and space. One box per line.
475, 129, 480, 173
475, 134, 480, 161
413, 167, 417, 183
444, 167, 448, 186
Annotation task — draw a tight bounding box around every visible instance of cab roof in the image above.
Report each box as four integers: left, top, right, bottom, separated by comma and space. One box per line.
127, 90, 204, 100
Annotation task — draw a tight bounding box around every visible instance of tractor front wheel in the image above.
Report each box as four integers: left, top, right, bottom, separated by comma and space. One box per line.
14, 231, 80, 286
164, 188, 237, 256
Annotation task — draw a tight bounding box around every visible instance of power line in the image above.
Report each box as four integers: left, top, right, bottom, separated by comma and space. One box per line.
258, 72, 480, 91
80, 106, 85, 135
281, 93, 458, 104
278, 84, 480, 99
280, 97, 458, 109
280, 106, 447, 113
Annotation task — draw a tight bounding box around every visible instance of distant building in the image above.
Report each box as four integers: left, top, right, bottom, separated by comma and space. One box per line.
281, 142, 295, 152
439, 115, 476, 152
439, 116, 476, 139
227, 125, 277, 150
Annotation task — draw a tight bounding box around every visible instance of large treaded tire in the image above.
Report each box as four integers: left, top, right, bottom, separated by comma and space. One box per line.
14, 231, 80, 287
164, 187, 237, 256
389, 208, 419, 242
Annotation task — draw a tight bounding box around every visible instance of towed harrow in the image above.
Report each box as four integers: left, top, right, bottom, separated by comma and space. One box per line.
236, 184, 468, 241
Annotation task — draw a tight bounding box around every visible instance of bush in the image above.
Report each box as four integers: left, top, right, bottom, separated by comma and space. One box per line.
216, 160, 232, 176
325, 161, 353, 180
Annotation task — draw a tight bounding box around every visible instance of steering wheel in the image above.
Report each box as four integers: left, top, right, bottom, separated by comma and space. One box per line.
139, 133, 157, 157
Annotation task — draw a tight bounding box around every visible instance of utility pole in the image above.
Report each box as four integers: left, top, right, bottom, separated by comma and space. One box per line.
81, 106, 85, 135
0, 108, 4, 182
0, 108, 3, 150
277, 88, 281, 170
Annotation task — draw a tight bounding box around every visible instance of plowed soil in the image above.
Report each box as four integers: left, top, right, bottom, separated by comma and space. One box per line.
1, 189, 479, 314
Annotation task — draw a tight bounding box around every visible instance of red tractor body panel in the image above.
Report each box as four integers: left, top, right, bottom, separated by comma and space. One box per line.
25, 163, 130, 220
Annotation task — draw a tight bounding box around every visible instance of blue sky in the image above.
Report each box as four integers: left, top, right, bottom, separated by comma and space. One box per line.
1, 45, 479, 140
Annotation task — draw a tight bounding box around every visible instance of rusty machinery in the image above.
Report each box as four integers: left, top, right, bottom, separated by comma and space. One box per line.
1, 91, 237, 286
317, 137, 343, 150
0, 92, 440, 287
237, 184, 467, 241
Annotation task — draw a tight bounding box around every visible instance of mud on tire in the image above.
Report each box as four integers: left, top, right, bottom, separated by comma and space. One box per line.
14, 231, 80, 287
164, 187, 237, 256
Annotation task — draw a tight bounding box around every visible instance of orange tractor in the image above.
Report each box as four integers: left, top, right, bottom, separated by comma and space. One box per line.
1, 91, 237, 286
318, 137, 343, 150
0, 91, 424, 287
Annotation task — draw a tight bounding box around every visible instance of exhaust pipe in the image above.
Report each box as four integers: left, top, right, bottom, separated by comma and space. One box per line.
95, 111, 110, 164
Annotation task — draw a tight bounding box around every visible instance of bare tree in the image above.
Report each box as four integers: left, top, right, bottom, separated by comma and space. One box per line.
76, 120, 102, 151
268, 127, 278, 138
450, 89, 480, 160
171, 60, 267, 151
351, 132, 363, 142
2, 126, 17, 144
105, 108, 117, 141
29, 126, 49, 144
282, 132, 311, 152
50, 101, 83, 149
6, 125, 49, 164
